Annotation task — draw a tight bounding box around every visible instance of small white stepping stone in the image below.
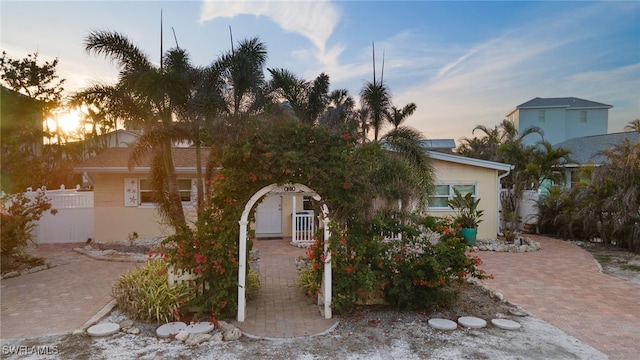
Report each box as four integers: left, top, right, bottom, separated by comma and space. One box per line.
457, 316, 487, 329
87, 322, 120, 337
156, 322, 187, 338
428, 318, 458, 330
509, 308, 528, 317
491, 318, 521, 330
185, 322, 215, 334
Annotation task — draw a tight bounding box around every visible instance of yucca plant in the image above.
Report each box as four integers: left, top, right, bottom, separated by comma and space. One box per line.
246, 268, 262, 300
112, 259, 196, 323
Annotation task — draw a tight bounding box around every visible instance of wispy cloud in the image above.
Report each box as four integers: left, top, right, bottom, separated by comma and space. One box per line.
199, 0, 342, 65
383, 2, 640, 141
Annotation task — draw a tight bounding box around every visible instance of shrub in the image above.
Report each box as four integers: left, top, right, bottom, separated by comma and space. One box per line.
1, 192, 56, 256
296, 266, 320, 298
305, 213, 491, 313
158, 222, 242, 319
112, 259, 196, 323
246, 268, 261, 300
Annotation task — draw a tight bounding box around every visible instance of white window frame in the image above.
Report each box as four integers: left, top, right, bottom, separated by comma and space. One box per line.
580, 111, 587, 123
538, 110, 545, 122
138, 178, 195, 207
427, 183, 478, 211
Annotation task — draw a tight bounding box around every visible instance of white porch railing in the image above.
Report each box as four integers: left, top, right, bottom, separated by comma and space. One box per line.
292, 210, 315, 245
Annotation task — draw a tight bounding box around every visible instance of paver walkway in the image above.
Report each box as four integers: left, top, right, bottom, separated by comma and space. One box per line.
232, 238, 338, 338
478, 235, 640, 360
0, 243, 137, 341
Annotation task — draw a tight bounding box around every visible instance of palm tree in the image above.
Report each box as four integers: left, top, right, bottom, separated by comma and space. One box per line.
219, 37, 268, 117
524, 141, 572, 190
625, 118, 640, 132
381, 126, 435, 208
457, 119, 550, 231
268, 68, 331, 126
578, 136, 640, 250
386, 103, 416, 130
81, 30, 191, 229
360, 81, 391, 141
356, 108, 370, 144
319, 89, 356, 133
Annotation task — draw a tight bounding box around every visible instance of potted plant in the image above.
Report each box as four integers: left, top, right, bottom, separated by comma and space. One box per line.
448, 189, 484, 245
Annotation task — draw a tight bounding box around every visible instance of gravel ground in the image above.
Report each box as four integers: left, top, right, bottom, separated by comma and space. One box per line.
4, 238, 637, 359
1, 284, 606, 360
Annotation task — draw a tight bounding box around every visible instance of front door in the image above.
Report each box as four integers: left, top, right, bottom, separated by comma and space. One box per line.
255, 195, 282, 237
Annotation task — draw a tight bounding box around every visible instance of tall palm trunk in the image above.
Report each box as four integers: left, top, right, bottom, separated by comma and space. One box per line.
162, 139, 186, 228
194, 121, 204, 219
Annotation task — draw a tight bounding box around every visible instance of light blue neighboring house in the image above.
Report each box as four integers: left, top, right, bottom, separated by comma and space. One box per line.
553, 131, 640, 189
506, 97, 612, 146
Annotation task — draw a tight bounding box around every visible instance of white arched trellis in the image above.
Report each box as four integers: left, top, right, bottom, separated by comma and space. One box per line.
237, 183, 332, 322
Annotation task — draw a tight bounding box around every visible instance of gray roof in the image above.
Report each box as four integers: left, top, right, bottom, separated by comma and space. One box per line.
554, 131, 639, 165
517, 97, 612, 109
419, 139, 456, 150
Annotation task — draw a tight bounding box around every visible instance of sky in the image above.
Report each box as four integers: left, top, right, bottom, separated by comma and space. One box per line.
1, 0, 639, 142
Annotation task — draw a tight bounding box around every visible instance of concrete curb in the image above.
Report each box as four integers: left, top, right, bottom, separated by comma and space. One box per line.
76, 299, 118, 333
240, 320, 340, 341
72, 247, 148, 263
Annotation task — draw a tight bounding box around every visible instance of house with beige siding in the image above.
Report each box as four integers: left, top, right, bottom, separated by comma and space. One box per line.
426, 151, 512, 239
75, 146, 512, 242
75, 147, 204, 242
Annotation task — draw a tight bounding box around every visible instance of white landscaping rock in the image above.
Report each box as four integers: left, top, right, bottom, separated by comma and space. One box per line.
211, 332, 224, 342
174, 330, 190, 342
509, 308, 529, 317
216, 320, 235, 332
428, 318, 458, 331
223, 328, 242, 341
185, 333, 213, 345
457, 316, 487, 329
119, 320, 134, 329
87, 323, 120, 337
492, 318, 522, 330
156, 322, 187, 338
126, 327, 141, 335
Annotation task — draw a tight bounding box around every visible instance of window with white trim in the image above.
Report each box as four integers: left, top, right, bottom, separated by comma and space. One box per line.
139, 178, 193, 205
427, 183, 477, 210
538, 110, 545, 122
580, 111, 587, 123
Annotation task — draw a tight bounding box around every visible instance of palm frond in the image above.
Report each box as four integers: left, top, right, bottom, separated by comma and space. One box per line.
85, 30, 152, 77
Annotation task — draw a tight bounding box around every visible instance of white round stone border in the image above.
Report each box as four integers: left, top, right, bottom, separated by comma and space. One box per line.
156, 321, 187, 338
185, 322, 215, 334
491, 318, 521, 330
428, 318, 458, 331
87, 322, 120, 337
457, 316, 487, 329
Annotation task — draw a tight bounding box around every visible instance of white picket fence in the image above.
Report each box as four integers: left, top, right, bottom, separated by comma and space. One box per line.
23, 185, 94, 244
167, 265, 208, 293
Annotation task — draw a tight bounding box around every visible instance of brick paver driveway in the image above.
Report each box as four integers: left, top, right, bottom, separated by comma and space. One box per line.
1, 244, 137, 340
478, 235, 640, 360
